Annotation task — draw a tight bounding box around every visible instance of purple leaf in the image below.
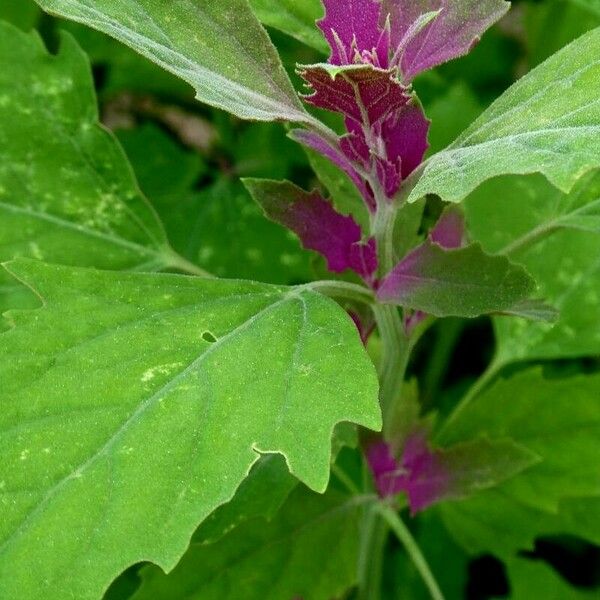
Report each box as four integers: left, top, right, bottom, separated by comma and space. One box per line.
380, 102, 430, 180
368, 434, 539, 513
339, 101, 429, 199
243, 178, 378, 283
430, 206, 466, 249
299, 63, 410, 126
382, 0, 510, 81
290, 128, 376, 212
318, 0, 388, 66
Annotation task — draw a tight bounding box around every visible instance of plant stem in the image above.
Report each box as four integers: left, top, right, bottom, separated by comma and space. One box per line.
437, 358, 504, 438
373, 304, 411, 431
422, 319, 465, 409
377, 503, 445, 600
165, 250, 213, 277
357, 503, 388, 600
307, 280, 375, 305
331, 464, 361, 496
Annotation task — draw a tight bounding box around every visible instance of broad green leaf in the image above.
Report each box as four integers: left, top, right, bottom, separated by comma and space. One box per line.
525, 0, 600, 67
0, 260, 380, 600
571, 0, 600, 16
34, 0, 311, 123
0, 24, 183, 314
439, 369, 600, 554
377, 241, 536, 318
466, 171, 600, 362
407, 27, 600, 204
192, 454, 297, 545
131, 486, 366, 600
439, 491, 600, 558
0, 0, 40, 29
507, 558, 597, 600
249, 0, 328, 54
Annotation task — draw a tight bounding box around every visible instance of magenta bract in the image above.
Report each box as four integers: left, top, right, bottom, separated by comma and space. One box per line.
297, 0, 507, 207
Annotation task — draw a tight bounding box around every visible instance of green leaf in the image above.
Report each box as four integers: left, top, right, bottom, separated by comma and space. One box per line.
192, 454, 297, 545
0, 24, 185, 314
0, 260, 380, 600
465, 171, 600, 362
0, 0, 40, 29
131, 485, 367, 600
439, 369, 600, 554
377, 241, 536, 318
34, 0, 311, 123
571, 0, 600, 17
248, 0, 328, 54
507, 558, 598, 600
525, 0, 600, 67
407, 27, 600, 204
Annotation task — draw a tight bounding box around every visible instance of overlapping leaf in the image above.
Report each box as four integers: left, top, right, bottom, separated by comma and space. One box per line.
439, 369, 600, 555
408, 27, 600, 204
0, 24, 178, 314
131, 486, 367, 600
34, 0, 311, 123
377, 241, 536, 318
0, 261, 380, 600
466, 171, 600, 362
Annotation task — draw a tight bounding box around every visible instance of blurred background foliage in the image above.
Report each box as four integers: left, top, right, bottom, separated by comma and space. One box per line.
1, 0, 599, 597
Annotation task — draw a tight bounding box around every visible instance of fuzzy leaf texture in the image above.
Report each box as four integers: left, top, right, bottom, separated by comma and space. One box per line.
131, 486, 365, 600
408, 27, 600, 204
382, 0, 510, 80
377, 241, 536, 317
0, 24, 178, 312
0, 261, 381, 600
33, 0, 310, 123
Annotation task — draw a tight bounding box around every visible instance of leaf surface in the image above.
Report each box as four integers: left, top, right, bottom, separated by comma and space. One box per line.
377, 241, 536, 318
131, 486, 366, 600
466, 171, 600, 362
0, 260, 380, 600
440, 369, 600, 554
34, 0, 310, 123
249, 0, 327, 53
407, 27, 600, 204
0, 24, 176, 313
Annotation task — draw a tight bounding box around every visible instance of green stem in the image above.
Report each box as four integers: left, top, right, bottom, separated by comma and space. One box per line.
422, 319, 465, 409
357, 504, 388, 600
165, 250, 213, 278
437, 358, 504, 439
377, 504, 445, 600
306, 280, 375, 305
331, 464, 361, 496
373, 304, 411, 433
